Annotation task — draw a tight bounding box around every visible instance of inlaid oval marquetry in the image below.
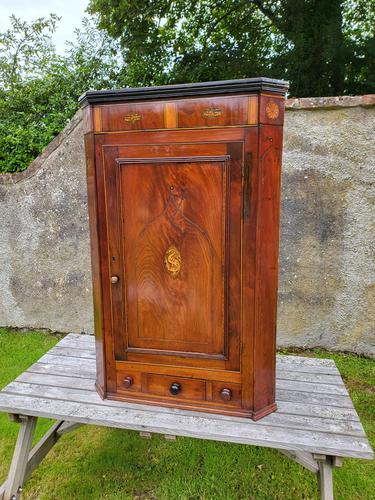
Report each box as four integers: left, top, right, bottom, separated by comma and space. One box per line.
124, 112, 142, 123
265, 100, 279, 120
164, 245, 182, 278
202, 107, 223, 119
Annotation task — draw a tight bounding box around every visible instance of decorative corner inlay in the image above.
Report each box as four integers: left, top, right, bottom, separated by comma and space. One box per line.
265, 100, 280, 120
124, 112, 142, 123
202, 107, 223, 119
164, 245, 182, 278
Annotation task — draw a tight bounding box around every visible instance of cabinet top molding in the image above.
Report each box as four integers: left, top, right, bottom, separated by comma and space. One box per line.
79, 77, 289, 106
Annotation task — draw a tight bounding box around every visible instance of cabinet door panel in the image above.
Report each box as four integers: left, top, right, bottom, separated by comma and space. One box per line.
101, 133, 243, 371
120, 156, 228, 357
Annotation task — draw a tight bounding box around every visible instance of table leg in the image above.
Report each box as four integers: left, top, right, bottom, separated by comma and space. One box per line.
2, 415, 37, 500
317, 456, 334, 500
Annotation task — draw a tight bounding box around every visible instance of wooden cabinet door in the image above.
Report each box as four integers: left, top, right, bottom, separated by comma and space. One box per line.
121, 155, 227, 358
100, 132, 245, 371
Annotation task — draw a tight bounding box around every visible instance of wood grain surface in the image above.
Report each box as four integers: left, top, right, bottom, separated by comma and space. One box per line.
0, 334, 372, 460
84, 84, 287, 419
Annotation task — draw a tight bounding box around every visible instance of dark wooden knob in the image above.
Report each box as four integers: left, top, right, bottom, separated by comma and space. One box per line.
170, 382, 181, 395
123, 376, 133, 388
220, 388, 232, 401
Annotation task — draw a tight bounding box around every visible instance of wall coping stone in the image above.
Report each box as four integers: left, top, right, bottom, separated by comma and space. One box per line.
0, 94, 374, 185
286, 94, 375, 110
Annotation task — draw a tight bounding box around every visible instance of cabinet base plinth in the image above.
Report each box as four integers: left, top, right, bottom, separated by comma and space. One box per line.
95, 381, 106, 400
95, 384, 277, 421
252, 403, 278, 421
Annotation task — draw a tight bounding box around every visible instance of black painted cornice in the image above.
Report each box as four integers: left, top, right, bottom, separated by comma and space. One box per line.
79, 77, 289, 106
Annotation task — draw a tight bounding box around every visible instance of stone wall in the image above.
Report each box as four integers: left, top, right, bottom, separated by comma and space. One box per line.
0, 113, 92, 335
0, 95, 374, 356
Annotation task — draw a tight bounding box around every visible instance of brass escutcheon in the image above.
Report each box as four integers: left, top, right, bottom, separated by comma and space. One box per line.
164, 245, 182, 278
124, 112, 142, 123
202, 107, 223, 119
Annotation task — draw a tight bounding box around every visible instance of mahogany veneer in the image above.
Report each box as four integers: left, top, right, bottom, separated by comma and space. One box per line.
80, 77, 288, 420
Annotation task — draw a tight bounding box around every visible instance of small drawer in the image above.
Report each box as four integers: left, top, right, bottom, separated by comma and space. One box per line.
211, 381, 241, 407
144, 373, 206, 401
99, 102, 165, 131
176, 96, 248, 128
116, 370, 142, 393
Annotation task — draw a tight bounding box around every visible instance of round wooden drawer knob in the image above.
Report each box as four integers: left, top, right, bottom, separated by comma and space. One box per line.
111, 275, 119, 284
170, 382, 181, 395
220, 388, 232, 401
123, 376, 133, 388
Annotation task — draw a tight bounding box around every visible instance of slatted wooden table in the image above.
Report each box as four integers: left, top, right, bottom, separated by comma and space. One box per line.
0, 334, 372, 500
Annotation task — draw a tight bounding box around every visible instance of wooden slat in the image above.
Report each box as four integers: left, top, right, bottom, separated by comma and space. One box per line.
58, 334, 92, 345
254, 412, 364, 436
0, 393, 371, 459
277, 355, 336, 367
7, 371, 363, 423
1, 382, 366, 438
5, 378, 353, 412
164, 434, 177, 441
279, 365, 340, 376
277, 361, 339, 376
26, 362, 95, 379
276, 401, 360, 422
276, 369, 344, 386
57, 335, 338, 368
48, 346, 96, 359
3, 382, 112, 406
37, 354, 94, 371
276, 380, 348, 396
48, 335, 342, 376
59, 335, 336, 368
31, 359, 345, 388
58, 335, 337, 370
7, 370, 364, 426
51, 342, 95, 353
33, 363, 345, 387
276, 389, 354, 409
23, 367, 347, 398
18, 373, 95, 391
43, 347, 341, 379
35, 362, 344, 400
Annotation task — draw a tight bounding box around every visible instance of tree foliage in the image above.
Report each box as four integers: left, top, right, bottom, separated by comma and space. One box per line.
88, 0, 375, 96
0, 14, 59, 91
0, 16, 124, 173
0, 3, 374, 173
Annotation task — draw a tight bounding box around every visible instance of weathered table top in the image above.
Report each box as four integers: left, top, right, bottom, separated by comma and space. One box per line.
0, 334, 372, 460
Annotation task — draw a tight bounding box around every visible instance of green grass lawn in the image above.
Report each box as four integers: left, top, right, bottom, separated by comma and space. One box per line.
0, 328, 374, 500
